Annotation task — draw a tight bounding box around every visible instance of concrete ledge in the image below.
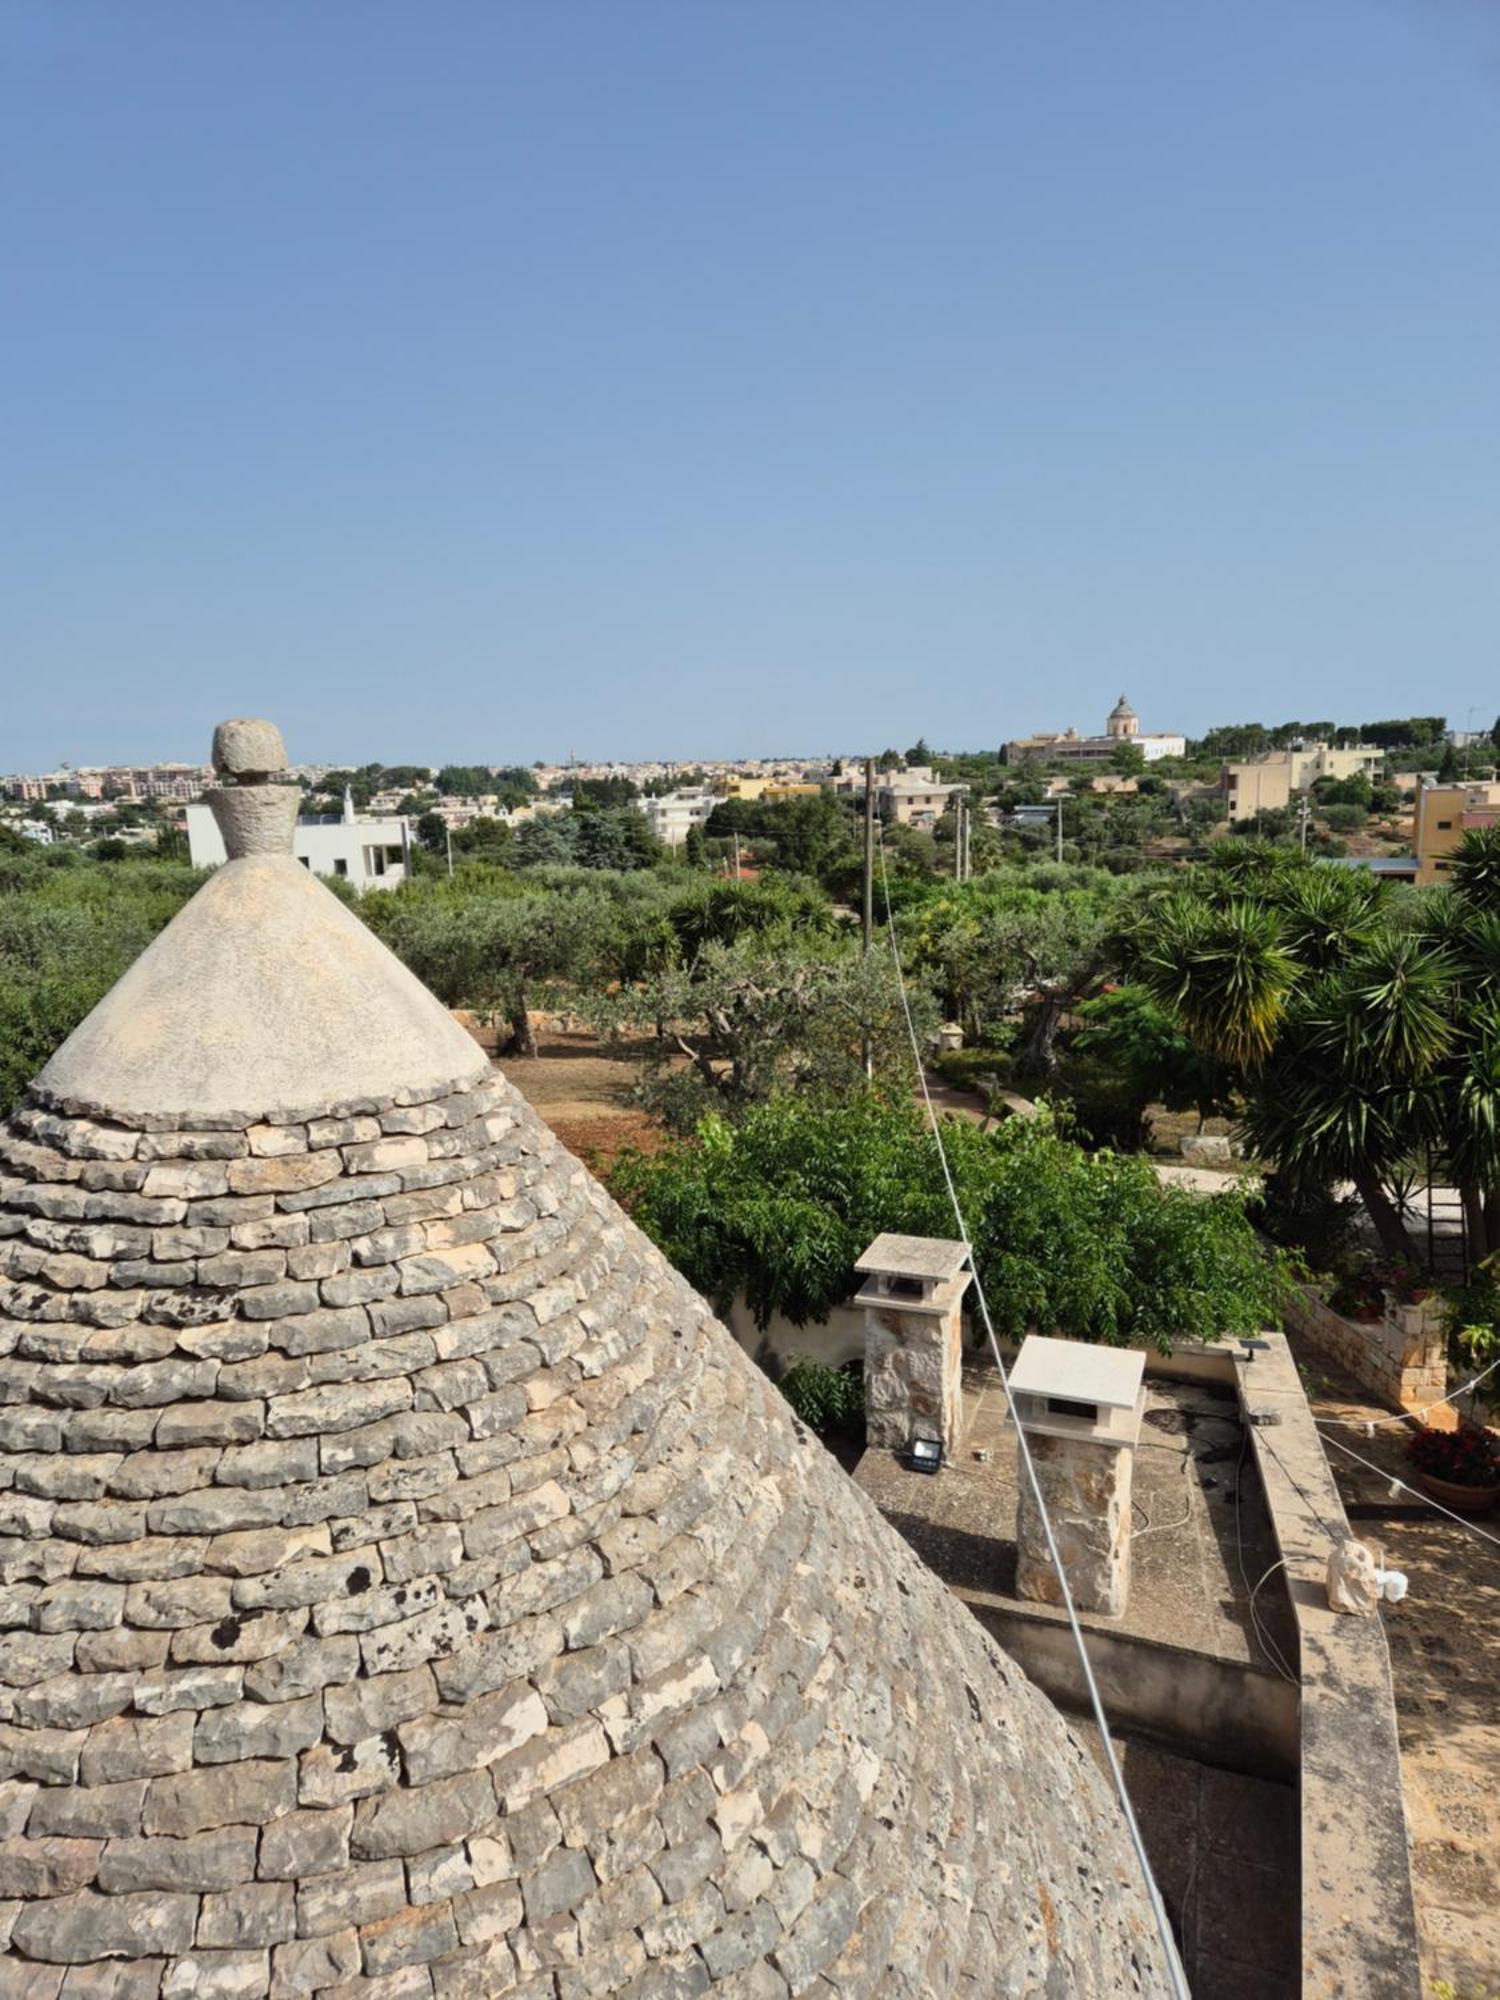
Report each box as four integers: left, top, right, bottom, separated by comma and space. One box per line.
970, 1597, 1299, 1779
1237, 1332, 1422, 2000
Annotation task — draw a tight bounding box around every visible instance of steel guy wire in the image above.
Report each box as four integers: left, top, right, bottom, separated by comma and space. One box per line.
874, 826, 1191, 2000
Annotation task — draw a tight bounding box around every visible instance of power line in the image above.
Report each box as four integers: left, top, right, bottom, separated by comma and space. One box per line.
1316, 1429, 1500, 1551
874, 824, 1192, 2000
1313, 1351, 1500, 1433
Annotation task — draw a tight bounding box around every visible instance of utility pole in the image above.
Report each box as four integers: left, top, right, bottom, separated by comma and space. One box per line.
445, 823, 454, 879
732, 832, 742, 881
862, 757, 876, 1083
1298, 794, 1310, 858
954, 796, 964, 882
1055, 798, 1064, 864
862, 757, 876, 953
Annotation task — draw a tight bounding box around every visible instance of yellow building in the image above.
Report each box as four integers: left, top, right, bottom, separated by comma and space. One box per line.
715, 775, 821, 802
1414, 782, 1500, 887
1222, 758, 1293, 822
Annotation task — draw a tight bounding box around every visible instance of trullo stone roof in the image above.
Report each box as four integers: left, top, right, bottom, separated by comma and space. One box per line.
0, 724, 1168, 1996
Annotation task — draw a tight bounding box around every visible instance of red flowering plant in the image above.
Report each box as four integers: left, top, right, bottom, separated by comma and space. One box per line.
1408, 1423, 1500, 1489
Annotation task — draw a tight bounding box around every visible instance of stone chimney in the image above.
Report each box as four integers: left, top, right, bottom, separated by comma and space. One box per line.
1008, 1335, 1146, 1617
854, 1233, 971, 1457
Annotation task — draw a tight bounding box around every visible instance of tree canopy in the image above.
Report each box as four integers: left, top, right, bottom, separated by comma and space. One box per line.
612, 1095, 1286, 1346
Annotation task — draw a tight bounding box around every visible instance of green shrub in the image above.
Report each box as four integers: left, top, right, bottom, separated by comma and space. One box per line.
777, 1360, 865, 1435
931, 1046, 1014, 1095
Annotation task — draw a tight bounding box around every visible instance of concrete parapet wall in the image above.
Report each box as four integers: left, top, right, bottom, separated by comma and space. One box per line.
1238, 1333, 1422, 1999
973, 1607, 1299, 1781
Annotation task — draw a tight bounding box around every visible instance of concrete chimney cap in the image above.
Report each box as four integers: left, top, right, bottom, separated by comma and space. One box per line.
211, 717, 288, 779
855, 1233, 971, 1282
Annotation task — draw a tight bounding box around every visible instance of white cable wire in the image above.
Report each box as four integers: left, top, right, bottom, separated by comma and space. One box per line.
875, 828, 1192, 2000
1246, 1556, 1296, 1685
1315, 1429, 1500, 1549
1130, 1444, 1194, 1540
1233, 1427, 1298, 1684
1313, 1351, 1500, 1432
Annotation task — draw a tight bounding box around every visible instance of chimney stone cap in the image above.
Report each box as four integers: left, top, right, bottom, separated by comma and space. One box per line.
855, 1233, 971, 1283
1009, 1335, 1145, 1411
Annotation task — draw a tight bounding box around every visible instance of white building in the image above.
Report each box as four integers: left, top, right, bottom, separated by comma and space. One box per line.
636, 788, 718, 847
877, 769, 961, 828
1007, 696, 1185, 766
187, 790, 411, 890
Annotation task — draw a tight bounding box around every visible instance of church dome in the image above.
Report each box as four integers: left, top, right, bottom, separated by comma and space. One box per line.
1106, 696, 1139, 741
0, 724, 1168, 1995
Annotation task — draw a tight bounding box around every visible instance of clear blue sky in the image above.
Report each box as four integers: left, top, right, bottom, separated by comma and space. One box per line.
3, 1, 1498, 769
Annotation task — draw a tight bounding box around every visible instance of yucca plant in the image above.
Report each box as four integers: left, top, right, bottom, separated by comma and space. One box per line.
1136, 896, 1297, 1069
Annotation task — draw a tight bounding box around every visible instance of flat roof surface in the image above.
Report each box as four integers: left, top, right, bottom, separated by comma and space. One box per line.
854, 1234, 971, 1280
1008, 1334, 1145, 1409
855, 1359, 1295, 1672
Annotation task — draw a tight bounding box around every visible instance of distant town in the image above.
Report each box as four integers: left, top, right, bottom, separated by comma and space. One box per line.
6, 698, 1497, 894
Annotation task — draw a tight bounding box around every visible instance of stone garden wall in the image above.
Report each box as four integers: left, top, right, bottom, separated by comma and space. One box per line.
1282, 1284, 1450, 1424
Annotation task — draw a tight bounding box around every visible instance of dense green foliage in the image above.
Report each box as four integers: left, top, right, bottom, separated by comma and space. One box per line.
611, 1095, 1287, 1348
1132, 833, 1500, 1266
599, 940, 925, 1132
1191, 716, 1444, 758
776, 1360, 865, 1436
0, 851, 203, 1112
893, 868, 1135, 1071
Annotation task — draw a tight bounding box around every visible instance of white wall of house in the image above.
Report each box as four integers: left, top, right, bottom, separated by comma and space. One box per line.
636, 789, 717, 846
186, 803, 412, 889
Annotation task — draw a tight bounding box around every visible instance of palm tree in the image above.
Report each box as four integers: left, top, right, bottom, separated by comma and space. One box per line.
1137, 832, 1500, 1270
1240, 938, 1453, 1259
1136, 896, 1296, 1069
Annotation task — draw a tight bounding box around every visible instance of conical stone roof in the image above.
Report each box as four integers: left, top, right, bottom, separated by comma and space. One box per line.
0, 726, 1168, 1996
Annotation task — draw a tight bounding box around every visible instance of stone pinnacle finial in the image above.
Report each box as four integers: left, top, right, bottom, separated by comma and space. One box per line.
206, 716, 301, 858
212, 716, 289, 780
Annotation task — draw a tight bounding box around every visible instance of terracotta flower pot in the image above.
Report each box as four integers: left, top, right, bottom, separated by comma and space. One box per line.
1416, 1471, 1500, 1515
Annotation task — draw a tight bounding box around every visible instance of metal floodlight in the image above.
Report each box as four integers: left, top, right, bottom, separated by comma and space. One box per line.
1238, 1338, 1272, 1364
906, 1433, 944, 1475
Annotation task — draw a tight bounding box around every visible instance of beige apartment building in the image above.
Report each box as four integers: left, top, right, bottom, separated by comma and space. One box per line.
1221, 741, 1384, 824
1414, 781, 1500, 886
878, 768, 960, 827
717, 774, 822, 802
826, 764, 960, 826
1222, 758, 1293, 822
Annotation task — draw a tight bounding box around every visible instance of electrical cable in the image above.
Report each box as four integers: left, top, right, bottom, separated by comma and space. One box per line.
874, 826, 1192, 2000
1315, 1429, 1500, 1550
1313, 1351, 1500, 1432
1130, 1442, 1194, 1540
1232, 1427, 1298, 1684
